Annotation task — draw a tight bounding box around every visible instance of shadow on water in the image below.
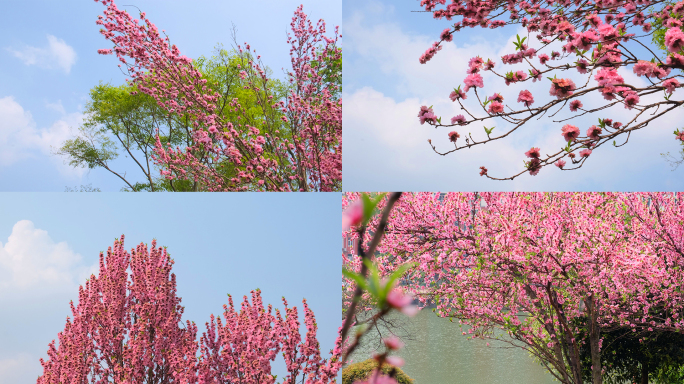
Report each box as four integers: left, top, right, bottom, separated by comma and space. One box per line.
348, 309, 557, 384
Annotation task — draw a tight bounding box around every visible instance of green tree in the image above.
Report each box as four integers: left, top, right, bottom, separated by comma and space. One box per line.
55, 46, 290, 191
577, 319, 684, 384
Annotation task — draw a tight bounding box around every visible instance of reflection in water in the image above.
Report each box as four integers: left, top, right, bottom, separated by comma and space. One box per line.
349, 310, 556, 384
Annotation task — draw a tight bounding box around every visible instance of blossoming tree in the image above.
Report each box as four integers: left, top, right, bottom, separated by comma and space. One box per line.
416, 0, 684, 179
343, 192, 684, 384
37, 236, 341, 383
94, 0, 341, 191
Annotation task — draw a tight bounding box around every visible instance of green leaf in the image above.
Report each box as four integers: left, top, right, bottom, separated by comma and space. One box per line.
342, 268, 369, 292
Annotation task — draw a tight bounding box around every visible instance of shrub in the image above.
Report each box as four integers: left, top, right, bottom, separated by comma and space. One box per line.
342, 358, 414, 384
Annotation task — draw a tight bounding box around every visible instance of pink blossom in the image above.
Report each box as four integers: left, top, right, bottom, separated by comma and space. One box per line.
517, 90, 534, 107
488, 101, 504, 114
598, 24, 618, 41
384, 336, 404, 350
569, 100, 583, 112
386, 289, 418, 317
385, 356, 405, 367
468, 56, 484, 69
633, 60, 658, 77
342, 199, 363, 231
463, 73, 484, 92
561, 124, 580, 142
549, 78, 577, 99
587, 125, 602, 140
451, 115, 466, 125
527, 158, 542, 176
663, 78, 680, 94
573, 30, 599, 50
488, 93, 504, 102
525, 147, 541, 159
450, 88, 467, 101
555, 159, 566, 169
418, 106, 437, 125
665, 27, 684, 53
530, 69, 542, 82
538, 53, 550, 65
448, 131, 460, 142
579, 149, 592, 158
624, 92, 640, 109
440, 28, 453, 42
576, 59, 589, 74
595, 68, 624, 87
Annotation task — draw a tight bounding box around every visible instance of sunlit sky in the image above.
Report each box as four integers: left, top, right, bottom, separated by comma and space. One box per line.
0, 0, 341, 191
0, 193, 341, 382
343, 0, 684, 191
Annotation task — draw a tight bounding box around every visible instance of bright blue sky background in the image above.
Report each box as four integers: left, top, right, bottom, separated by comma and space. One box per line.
343, 0, 684, 191
0, 0, 341, 191
0, 193, 341, 382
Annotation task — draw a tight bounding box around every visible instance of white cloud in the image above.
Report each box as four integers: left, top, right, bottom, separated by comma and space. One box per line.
0, 96, 86, 177
8, 35, 77, 74
45, 100, 66, 115
0, 220, 96, 298
344, 4, 503, 99
343, 1, 684, 191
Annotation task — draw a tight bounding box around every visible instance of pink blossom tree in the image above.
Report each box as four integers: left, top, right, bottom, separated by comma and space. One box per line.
37, 236, 341, 384
94, 0, 341, 191
37, 235, 199, 383
195, 291, 342, 384
416, 0, 684, 180
343, 192, 684, 384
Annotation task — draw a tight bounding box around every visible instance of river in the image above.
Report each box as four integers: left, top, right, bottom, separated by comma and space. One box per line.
348, 309, 557, 384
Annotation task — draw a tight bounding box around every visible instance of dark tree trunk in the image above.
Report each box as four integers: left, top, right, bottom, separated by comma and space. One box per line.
586, 295, 603, 384
640, 363, 649, 384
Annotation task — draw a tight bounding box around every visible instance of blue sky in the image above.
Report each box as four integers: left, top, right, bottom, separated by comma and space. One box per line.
343, 0, 684, 191
0, 193, 341, 382
0, 0, 341, 191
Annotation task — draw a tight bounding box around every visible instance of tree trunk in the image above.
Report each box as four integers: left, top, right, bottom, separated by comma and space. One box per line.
586, 295, 603, 384
640, 363, 649, 384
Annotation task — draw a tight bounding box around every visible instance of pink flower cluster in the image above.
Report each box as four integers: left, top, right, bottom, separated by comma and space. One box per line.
344, 192, 684, 383
549, 78, 576, 99
95, 0, 341, 191
414, 0, 684, 178
418, 105, 437, 125
38, 236, 341, 384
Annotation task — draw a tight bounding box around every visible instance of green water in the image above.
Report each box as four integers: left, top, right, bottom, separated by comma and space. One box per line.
349, 310, 557, 384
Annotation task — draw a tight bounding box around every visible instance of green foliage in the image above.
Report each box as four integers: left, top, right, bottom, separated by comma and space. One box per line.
55, 46, 291, 191
311, 46, 342, 99
577, 318, 684, 384
342, 359, 414, 384
194, 45, 290, 136
343, 260, 416, 310
651, 2, 684, 59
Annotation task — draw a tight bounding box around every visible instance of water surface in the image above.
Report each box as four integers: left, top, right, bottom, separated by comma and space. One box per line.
349, 310, 557, 384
